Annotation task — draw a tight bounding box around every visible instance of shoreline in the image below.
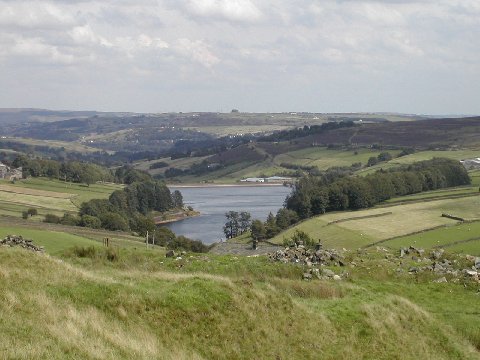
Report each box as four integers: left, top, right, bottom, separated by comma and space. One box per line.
153, 211, 201, 225
167, 183, 290, 188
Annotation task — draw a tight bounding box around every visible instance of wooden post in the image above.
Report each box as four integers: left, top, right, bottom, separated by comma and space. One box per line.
146, 231, 149, 249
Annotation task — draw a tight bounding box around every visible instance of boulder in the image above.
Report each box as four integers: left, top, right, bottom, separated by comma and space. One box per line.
165, 250, 175, 258
303, 273, 312, 281
433, 277, 448, 283
431, 249, 444, 260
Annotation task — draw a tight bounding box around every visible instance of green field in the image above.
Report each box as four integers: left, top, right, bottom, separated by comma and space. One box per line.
270, 194, 480, 253
0, 137, 101, 153
0, 227, 99, 255
0, 178, 123, 218
385, 185, 479, 204
382, 221, 480, 254
274, 147, 401, 170
358, 149, 480, 176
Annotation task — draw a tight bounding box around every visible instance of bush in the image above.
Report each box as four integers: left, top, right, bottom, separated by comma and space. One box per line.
44, 214, 61, 224
60, 213, 80, 226
283, 230, 317, 248
22, 211, 29, 219
80, 215, 102, 229
27, 208, 38, 217
73, 246, 97, 258
168, 236, 209, 253
100, 212, 129, 231
105, 247, 119, 262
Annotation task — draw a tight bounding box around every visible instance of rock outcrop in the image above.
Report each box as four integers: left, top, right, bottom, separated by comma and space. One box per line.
0, 235, 44, 252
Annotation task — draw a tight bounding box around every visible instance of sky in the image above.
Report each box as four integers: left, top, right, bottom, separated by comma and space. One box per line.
0, 0, 479, 115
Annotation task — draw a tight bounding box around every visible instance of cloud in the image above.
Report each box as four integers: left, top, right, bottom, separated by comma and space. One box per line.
0, 2, 78, 29
0, 0, 478, 114
181, 0, 263, 23
175, 38, 220, 68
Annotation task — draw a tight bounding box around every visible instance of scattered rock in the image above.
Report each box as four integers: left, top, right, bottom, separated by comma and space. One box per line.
165, 250, 175, 258
321, 268, 335, 278
268, 245, 345, 267
433, 277, 448, 283
303, 273, 312, 281
431, 249, 444, 260
0, 235, 44, 252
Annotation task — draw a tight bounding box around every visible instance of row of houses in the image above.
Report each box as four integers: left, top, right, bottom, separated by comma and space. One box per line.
0, 162, 22, 181
240, 176, 293, 184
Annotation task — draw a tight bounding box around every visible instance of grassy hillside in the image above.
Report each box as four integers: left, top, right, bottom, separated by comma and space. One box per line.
274, 147, 401, 170
155, 143, 479, 184
1, 238, 479, 359
269, 192, 480, 254
0, 178, 123, 218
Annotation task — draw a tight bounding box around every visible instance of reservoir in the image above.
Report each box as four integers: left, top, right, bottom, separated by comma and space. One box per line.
165, 185, 292, 244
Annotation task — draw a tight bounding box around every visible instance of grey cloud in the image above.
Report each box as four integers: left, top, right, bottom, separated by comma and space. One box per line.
0, 0, 478, 114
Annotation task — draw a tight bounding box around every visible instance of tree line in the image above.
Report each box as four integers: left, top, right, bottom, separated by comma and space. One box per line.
285, 158, 470, 220
12, 155, 114, 185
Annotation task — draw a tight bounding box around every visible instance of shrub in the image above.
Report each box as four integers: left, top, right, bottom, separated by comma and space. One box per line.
22, 211, 29, 219
105, 247, 119, 262
100, 212, 129, 231
44, 214, 61, 224
60, 213, 80, 226
73, 246, 97, 258
284, 230, 317, 248
27, 208, 38, 217
80, 215, 102, 229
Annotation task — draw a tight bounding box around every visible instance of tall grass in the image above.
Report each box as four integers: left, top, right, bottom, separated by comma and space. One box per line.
0, 247, 478, 359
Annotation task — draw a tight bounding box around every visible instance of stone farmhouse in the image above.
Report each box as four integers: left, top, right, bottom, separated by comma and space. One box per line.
0, 162, 22, 181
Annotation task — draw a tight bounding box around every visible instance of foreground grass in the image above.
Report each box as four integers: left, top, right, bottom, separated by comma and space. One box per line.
1, 245, 479, 359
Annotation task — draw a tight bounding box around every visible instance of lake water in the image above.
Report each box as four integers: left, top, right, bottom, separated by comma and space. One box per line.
165, 185, 292, 244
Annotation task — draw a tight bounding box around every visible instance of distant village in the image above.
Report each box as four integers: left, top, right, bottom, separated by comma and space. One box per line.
240, 176, 292, 184
0, 162, 22, 181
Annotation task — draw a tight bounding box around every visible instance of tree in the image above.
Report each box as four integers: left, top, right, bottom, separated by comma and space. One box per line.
310, 189, 329, 215
223, 211, 240, 239
130, 214, 156, 237
251, 219, 266, 240
156, 227, 176, 247
275, 208, 299, 229
80, 215, 101, 229
265, 212, 280, 238
239, 211, 252, 234
172, 190, 184, 208
100, 212, 128, 231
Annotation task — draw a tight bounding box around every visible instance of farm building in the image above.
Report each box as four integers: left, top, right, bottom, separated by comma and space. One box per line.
265, 176, 293, 183
0, 162, 22, 180
0, 163, 7, 178
240, 177, 265, 183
